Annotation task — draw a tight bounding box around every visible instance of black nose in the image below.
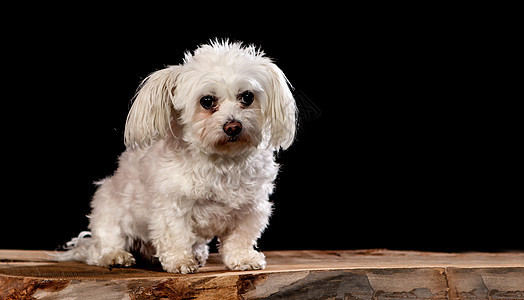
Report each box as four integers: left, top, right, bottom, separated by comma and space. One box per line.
223, 120, 243, 137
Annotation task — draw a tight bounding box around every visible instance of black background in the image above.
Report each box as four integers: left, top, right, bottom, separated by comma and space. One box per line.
2, 7, 521, 253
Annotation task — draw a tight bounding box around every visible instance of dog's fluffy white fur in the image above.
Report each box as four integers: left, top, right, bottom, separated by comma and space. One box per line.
59, 40, 296, 273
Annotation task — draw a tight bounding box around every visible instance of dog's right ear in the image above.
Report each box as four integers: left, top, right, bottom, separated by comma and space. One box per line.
124, 66, 180, 149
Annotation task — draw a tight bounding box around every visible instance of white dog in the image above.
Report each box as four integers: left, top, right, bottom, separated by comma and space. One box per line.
59, 40, 297, 274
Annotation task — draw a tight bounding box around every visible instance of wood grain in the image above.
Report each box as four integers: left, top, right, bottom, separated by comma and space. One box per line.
1, 249, 523, 299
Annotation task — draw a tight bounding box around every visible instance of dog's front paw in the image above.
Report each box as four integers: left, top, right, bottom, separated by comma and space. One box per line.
99, 249, 136, 268
160, 254, 199, 274
223, 250, 266, 271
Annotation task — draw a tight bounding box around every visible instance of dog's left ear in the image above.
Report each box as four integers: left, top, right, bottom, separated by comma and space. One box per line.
124, 66, 180, 149
263, 62, 297, 150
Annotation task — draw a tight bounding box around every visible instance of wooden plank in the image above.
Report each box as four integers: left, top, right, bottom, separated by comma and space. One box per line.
0, 250, 57, 262
1, 249, 523, 299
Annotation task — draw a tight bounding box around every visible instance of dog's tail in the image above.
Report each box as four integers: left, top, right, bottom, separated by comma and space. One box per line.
52, 231, 95, 263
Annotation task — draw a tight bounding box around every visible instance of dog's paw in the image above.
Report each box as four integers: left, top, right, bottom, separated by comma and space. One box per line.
224, 250, 266, 271
99, 250, 136, 268
160, 255, 199, 274
193, 243, 209, 267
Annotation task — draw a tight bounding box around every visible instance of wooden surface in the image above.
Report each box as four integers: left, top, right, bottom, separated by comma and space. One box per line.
1, 249, 523, 299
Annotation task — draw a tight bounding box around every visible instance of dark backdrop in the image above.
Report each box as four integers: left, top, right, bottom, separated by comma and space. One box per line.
2, 9, 520, 252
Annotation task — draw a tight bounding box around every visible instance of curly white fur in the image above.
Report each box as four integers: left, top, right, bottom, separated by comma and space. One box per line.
58, 40, 296, 273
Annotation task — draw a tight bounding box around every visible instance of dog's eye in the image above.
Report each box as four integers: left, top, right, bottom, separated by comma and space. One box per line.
200, 95, 216, 109
240, 91, 254, 106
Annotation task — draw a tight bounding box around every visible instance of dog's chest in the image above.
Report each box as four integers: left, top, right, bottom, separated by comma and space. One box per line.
185, 160, 277, 238
192, 162, 267, 204
177, 153, 278, 204
147, 150, 279, 238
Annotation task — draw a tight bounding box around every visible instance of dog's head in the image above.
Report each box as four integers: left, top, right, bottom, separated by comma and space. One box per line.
124, 40, 297, 156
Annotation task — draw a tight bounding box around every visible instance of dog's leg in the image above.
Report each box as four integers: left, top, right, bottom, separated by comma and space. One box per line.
150, 213, 200, 274
87, 181, 136, 268
220, 201, 271, 271
192, 240, 210, 267
88, 221, 136, 268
